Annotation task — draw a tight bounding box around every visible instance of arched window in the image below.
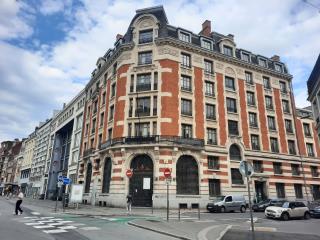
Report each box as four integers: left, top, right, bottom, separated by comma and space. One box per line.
230, 144, 241, 161
102, 158, 112, 193
84, 162, 92, 193
176, 155, 199, 195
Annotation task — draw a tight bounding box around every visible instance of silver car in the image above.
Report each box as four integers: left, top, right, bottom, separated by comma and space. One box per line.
207, 195, 247, 213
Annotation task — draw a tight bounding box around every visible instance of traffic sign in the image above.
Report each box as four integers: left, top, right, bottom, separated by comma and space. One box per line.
126, 169, 133, 178
163, 168, 171, 178
239, 160, 254, 177
58, 175, 64, 182
63, 178, 71, 185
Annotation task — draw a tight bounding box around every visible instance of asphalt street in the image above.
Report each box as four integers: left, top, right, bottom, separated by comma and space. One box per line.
0, 199, 176, 240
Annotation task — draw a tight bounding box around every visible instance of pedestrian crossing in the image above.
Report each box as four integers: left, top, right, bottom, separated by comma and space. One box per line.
13, 213, 101, 235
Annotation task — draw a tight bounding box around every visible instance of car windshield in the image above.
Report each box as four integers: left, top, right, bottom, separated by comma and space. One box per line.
282, 202, 290, 208
258, 199, 270, 205
213, 196, 225, 202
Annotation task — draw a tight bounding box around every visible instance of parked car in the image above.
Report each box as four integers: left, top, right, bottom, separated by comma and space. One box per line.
310, 206, 320, 218
207, 195, 246, 213
252, 199, 286, 212
265, 201, 310, 220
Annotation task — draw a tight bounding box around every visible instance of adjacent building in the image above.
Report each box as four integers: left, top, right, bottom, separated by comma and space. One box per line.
29, 119, 52, 197
46, 90, 85, 199
77, 6, 320, 208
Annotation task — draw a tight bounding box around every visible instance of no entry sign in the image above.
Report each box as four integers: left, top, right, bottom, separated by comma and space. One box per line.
126, 169, 133, 178
163, 168, 171, 178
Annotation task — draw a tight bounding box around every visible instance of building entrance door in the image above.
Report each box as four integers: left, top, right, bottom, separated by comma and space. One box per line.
129, 155, 153, 207
255, 181, 267, 203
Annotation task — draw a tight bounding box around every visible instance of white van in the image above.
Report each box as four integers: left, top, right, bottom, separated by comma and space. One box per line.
207, 195, 247, 213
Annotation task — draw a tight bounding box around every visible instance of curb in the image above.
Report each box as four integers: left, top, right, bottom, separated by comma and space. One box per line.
127, 221, 192, 240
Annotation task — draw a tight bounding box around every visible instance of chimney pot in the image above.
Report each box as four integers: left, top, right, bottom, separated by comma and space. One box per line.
271, 55, 280, 62
200, 20, 211, 37
116, 34, 123, 41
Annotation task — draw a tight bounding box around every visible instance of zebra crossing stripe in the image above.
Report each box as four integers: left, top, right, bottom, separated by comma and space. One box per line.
50, 218, 63, 221
43, 229, 68, 234
49, 222, 65, 226
24, 217, 38, 219
59, 226, 77, 230
70, 223, 86, 226
40, 217, 54, 219
38, 220, 55, 224
33, 225, 56, 229
80, 227, 100, 231
57, 221, 73, 224
25, 222, 44, 226
31, 212, 41, 215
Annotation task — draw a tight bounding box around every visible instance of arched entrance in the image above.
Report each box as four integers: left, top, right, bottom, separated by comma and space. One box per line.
102, 158, 112, 193
176, 155, 199, 195
129, 154, 153, 207
84, 162, 92, 193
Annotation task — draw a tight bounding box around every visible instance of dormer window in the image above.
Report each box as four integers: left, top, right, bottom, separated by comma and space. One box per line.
201, 39, 212, 50
275, 63, 282, 72
139, 29, 153, 44
179, 31, 191, 43
223, 45, 233, 57
241, 52, 250, 62
258, 58, 267, 67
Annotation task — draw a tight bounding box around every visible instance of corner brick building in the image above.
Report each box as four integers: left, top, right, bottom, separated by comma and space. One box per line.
78, 6, 320, 208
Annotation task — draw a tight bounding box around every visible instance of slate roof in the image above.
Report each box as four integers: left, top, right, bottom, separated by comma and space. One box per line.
307, 54, 320, 95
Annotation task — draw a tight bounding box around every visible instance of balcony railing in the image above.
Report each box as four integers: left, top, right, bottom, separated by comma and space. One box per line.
99, 135, 204, 151
83, 148, 94, 157
136, 84, 151, 92
135, 108, 150, 117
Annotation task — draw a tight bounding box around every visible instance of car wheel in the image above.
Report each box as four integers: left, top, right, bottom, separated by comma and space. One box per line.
240, 206, 246, 213
220, 206, 226, 213
281, 212, 289, 221
304, 212, 311, 220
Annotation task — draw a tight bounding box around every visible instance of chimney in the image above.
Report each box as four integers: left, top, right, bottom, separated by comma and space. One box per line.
227, 34, 234, 41
271, 55, 280, 62
200, 20, 211, 37
116, 34, 123, 41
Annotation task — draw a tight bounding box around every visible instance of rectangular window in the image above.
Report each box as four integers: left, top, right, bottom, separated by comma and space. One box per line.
282, 100, 290, 113
267, 116, 276, 130
90, 138, 94, 148
242, 52, 250, 62
108, 128, 112, 140
152, 121, 157, 135
276, 183, 285, 198
179, 31, 191, 42
294, 184, 303, 199
135, 123, 150, 136
223, 45, 233, 56
128, 123, 132, 137
91, 118, 96, 134
139, 29, 153, 44
111, 83, 116, 97
109, 105, 114, 120
273, 162, 282, 174
209, 179, 221, 197
291, 164, 300, 176
311, 166, 319, 177
181, 124, 192, 138
312, 185, 320, 200
275, 64, 282, 72
231, 168, 244, 184
138, 51, 152, 65
100, 112, 104, 127
130, 74, 134, 92
153, 96, 157, 116
259, 58, 267, 67
136, 73, 151, 92
206, 104, 216, 120
181, 75, 192, 91
202, 39, 212, 50
93, 100, 98, 114
249, 112, 258, 127
251, 134, 260, 150
98, 134, 102, 146
205, 81, 214, 96
204, 59, 213, 74
253, 160, 263, 173
270, 137, 279, 153
279, 81, 287, 93
181, 53, 191, 68
247, 91, 255, 106
303, 123, 311, 137
208, 156, 219, 170
288, 140, 296, 155
245, 71, 253, 84
228, 120, 239, 136
181, 99, 192, 116
285, 119, 293, 133
136, 97, 151, 117
225, 76, 235, 91
226, 98, 237, 113
113, 62, 117, 75
154, 72, 158, 90
76, 114, 83, 130
85, 123, 89, 135
306, 143, 315, 157
102, 92, 106, 105
207, 128, 217, 145
263, 77, 271, 89
129, 98, 133, 117
74, 132, 81, 148
265, 96, 273, 109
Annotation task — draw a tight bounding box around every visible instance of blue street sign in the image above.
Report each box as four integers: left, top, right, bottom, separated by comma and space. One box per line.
58, 176, 64, 182
63, 178, 71, 185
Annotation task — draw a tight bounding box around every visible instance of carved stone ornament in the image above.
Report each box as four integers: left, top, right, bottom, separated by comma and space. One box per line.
193, 55, 202, 63
216, 62, 224, 69
181, 68, 193, 75
118, 53, 131, 62
158, 47, 179, 57
225, 67, 236, 77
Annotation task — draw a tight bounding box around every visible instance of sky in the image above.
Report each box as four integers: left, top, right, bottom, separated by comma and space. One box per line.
0, 0, 320, 142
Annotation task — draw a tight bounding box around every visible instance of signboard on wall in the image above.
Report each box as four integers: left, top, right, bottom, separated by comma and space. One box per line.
70, 184, 84, 203
143, 178, 150, 190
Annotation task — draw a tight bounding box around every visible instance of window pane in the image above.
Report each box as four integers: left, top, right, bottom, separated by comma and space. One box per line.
181, 75, 192, 91
139, 29, 153, 44
231, 168, 243, 184
209, 179, 221, 197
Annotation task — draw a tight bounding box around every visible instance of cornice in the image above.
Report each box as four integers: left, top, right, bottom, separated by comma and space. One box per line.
155, 37, 293, 81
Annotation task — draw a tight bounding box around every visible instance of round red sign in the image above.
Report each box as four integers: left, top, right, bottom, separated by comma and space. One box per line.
163, 168, 171, 178
126, 169, 133, 178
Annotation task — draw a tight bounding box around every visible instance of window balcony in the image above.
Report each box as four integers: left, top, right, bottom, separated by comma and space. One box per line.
135, 108, 150, 117
136, 84, 151, 92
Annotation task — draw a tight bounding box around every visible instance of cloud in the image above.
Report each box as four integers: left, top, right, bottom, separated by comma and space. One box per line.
0, 0, 320, 142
